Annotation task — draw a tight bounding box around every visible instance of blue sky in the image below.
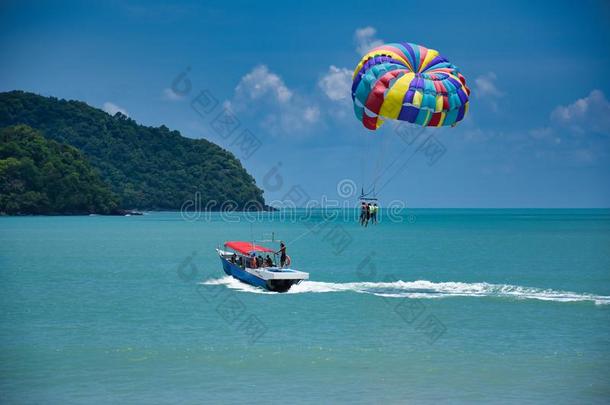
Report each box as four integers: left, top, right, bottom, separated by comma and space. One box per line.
1, 0, 609, 207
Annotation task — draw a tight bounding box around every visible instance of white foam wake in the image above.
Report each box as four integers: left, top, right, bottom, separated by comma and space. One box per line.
200, 276, 610, 305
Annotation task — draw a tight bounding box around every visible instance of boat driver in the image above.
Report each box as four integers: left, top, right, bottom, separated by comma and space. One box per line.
277, 242, 287, 267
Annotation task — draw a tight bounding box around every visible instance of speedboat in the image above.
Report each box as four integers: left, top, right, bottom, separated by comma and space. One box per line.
216, 240, 309, 292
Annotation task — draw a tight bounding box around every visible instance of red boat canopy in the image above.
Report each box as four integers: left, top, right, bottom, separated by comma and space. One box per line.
224, 241, 274, 256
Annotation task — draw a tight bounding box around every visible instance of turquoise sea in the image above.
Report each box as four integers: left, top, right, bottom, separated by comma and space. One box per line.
1, 209, 610, 403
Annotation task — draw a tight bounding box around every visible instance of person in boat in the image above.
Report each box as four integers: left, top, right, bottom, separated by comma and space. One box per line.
230, 253, 237, 264
277, 241, 287, 267
256, 254, 264, 268
237, 256, 243, 267
264, 255, 273, 267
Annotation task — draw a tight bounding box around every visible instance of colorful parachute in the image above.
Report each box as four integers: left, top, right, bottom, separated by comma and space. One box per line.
352, 42, 470, 130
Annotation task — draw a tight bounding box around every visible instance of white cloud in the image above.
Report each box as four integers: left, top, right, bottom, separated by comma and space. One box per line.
531, 90, 610, 142
262, 103, 321, 134
474, 72, 503, 112
525, 90, 610, 165
529, 126, 562, 145
551, 89, 610, 135
226, 65, 319, 135
474, 72, 503, 98
529, 127, 553, 139
528, 126, 558, 144
103, 102, 128, 116
318, 65, 352, 101
354, 26, 383, 55
162, 88, 184, 101
303, 106, 320, 123
233, 65, 292, 104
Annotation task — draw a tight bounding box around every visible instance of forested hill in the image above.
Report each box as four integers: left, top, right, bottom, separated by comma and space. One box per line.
1, 125, 119, 215
0, 91, 265, 211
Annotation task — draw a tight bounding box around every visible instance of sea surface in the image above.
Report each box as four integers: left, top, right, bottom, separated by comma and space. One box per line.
1, 209, 609, 403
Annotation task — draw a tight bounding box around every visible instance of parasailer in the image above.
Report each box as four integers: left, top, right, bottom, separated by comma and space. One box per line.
352, 42, 470, 225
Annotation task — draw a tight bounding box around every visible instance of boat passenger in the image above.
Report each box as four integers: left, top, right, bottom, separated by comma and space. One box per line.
256, 255, 263, 268
230, 253, 237, 263
264, 255, 273, 267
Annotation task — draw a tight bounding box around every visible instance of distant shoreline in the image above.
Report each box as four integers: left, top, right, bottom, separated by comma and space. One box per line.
0, 206, 279, 216
2, 207, 608, 217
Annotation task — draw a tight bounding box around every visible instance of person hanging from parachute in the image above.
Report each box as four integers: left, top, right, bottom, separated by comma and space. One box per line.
371, 203, 378, 224
350, 42, 470, 226
359, 201, 367, 226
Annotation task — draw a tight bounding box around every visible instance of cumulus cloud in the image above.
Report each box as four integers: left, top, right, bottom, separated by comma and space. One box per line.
526, 90, 610, 165
318, 65, 352, 101
474, 72, 503, 111
354, 26, 383, 55
103, 102, 128, 116
262, 104, 322, 134
474, 73, 503, 98
528, 126, 562, 145
233, 65, 292, 104
531, 90, 610, 141
162, 88, 184, 101
226, 65, 319, 135
551, 89, 610, 135
303, 106, 320, 123
529, 127, 553, 139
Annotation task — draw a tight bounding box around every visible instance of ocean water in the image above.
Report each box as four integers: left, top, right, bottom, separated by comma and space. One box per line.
1, 209, 609, 403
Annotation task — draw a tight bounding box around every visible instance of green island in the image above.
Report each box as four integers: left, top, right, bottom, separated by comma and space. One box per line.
0, 91, 266, 215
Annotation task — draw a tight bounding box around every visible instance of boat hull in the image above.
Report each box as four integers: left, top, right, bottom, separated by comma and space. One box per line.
220, 257, 302, 292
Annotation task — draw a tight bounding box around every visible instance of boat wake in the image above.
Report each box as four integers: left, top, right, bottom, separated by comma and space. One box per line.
200, 277, 610, 305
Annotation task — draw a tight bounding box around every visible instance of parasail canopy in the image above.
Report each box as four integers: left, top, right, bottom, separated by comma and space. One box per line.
352, 42, 470, 130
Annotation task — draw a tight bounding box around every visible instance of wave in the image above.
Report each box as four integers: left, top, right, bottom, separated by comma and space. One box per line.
200, 276, 610, 305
